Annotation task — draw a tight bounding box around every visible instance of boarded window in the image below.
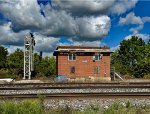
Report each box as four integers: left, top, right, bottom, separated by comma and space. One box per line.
94, 66, 100, 74
68, 54, 76, 60
70, 66, 75, 73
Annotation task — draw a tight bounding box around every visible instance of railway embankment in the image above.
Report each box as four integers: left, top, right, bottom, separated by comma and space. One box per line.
0, 82, 149, 97
0, 87, 150, 95
0, 82, 149, 110
44, 98, 150, 111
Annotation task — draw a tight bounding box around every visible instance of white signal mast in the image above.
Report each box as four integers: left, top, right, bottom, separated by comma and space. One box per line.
23, 33, 35, 80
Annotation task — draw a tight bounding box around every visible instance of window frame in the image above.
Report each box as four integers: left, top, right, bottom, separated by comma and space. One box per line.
68, 53, 76, 61
93, 54, 102, 61
70, 66, 75, 74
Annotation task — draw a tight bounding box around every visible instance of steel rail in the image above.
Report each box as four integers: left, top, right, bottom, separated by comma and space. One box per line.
0, 92, 150, 98
0, 85, 150, 90
1, 81, 150, 85
0, 82, 150, 88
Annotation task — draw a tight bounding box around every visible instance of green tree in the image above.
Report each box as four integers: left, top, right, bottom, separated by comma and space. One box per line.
7, 49, 24, 77
0, 46, 8, 68
111, 36, 146, 77
49, 56, 56, 76
35, 56, 56, 77
130, 39, 150, 78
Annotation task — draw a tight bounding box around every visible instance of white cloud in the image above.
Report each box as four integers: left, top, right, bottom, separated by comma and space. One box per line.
75, 16, 111, 41
119, 12, 145, 34
0, 0, 45, 31
53, 0, 115, 15
119, 12, 143, 25
110, 0, 138, 15
34, 33, 60, 52
111, 33, 150, 51
5, 45, 23, 54
42, 52, 54, 57
110, 45, 120, 51
129, 24, 144, 34
0, 0, 141, 55
119, 12, 150, 34
72, 40, 102, 47
35, 4, 111, 40
0, 22, 60, 53
58, 38, 105, 47
0, 22, 29, 46
0, 0, 138, 44
142, 17, 150, 23
53, 0, 138, 15
125, 34, 150, 41
0, 1, 111, 42
40, 5, 77, 36
5, 45, 55, 57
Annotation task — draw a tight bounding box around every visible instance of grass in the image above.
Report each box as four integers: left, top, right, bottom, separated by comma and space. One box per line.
0, 100, 44, 114
0, 69, 16, 79
0, 99, 150, 114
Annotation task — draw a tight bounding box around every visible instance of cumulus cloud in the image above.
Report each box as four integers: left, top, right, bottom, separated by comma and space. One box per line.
6, 45, 24, 54
52, 0, 115, 16
0, 0, 45, 31
75, 16, 111, 41
125, 34, 150, 41
0, 22, 59, 54
129, 24, 144, 34
0, 0, 77, 37
40, 5, 77, 36
34, 33, 60, 52
0, 0, 140, 54
0, 1, 111, 41
53, 0, 138, 15
110, 0, 138, 15
119, 12, 143, 25
118, 12, 148, 34
43, 4, 111, 40
0, 22, 29, 46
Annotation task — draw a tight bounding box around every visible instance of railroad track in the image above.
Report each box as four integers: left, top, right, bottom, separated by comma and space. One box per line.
0, 82, 149, 98
0, 92, 150, 98
0, 85, 150, 90
0, 82, 150, 88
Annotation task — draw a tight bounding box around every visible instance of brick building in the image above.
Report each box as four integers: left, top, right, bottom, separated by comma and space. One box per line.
53, 46, 112, 81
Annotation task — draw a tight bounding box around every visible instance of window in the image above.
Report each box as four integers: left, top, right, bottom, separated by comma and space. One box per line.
94, 66, 100, 74
70, 66, 75, 74
68, 53, 76, 60
93, 54, 102, 61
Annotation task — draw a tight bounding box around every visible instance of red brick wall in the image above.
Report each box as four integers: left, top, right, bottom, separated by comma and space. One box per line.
56, 52, 110, 79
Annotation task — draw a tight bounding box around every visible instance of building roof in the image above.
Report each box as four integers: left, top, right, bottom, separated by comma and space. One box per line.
53, 46, 113, 56
57, 46, 110, 50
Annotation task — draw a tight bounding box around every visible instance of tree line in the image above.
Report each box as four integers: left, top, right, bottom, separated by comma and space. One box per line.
0, 35, 150, 79
0, 47, 56, 79
111, 36, 150, 78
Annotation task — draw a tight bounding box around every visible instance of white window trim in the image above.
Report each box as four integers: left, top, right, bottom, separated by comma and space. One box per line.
68, 53, 76, 61
93, 54, 103, 61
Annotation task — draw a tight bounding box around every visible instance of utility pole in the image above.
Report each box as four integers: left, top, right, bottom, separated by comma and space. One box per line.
23, 33, 35, 80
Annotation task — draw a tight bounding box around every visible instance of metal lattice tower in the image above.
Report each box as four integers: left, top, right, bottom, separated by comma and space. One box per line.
23, 33, 35, 80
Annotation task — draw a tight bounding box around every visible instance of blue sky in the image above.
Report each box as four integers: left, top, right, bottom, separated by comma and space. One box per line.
103, 1, 150, 48
0, 0, 150, 55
